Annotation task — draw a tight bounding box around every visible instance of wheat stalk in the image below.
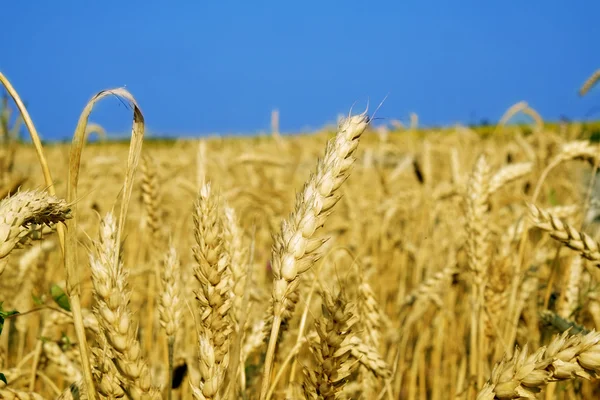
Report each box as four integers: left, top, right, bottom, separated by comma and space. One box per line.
579, 69, 600, 97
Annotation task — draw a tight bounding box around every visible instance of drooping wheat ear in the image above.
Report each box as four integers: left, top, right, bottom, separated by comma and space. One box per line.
43, 341, 83, 385
559, 140, 599, 161
191, 182, 233, 400
0, 388, 45, 399
140, 154, 160, 243
558, 255, 583, 319
465, 154, 492, 389
260, 113, 370, 399
303, 290, 360, 399
477, 330, 600, 399
488, 162, 533, 196
89, 213, 159, 399
527, 203, 600, 261
499, 204, 579, 258
345, 336, 391, 379
0, 189, 71, 260
222, 205, 248, 327
579, 69, 600, 96
159, 244, 183, 400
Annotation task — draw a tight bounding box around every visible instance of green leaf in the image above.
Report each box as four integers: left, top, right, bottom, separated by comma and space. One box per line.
0, 302, 19, 336
60, 332, 72, 350
32, 294, 44, 306
0, 372, 6, 384
50, 285, 71, 312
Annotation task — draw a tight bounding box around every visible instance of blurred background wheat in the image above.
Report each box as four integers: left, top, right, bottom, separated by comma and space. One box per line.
1, 1, 600, 399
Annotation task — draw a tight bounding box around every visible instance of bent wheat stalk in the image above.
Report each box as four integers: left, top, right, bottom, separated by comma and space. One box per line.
66, 87, 145, 398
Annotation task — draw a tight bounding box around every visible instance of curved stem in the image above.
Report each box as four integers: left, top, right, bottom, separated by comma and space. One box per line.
0, 72, 64, 251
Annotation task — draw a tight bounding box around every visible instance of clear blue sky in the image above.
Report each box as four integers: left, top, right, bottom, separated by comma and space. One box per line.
2, 0, 600, 140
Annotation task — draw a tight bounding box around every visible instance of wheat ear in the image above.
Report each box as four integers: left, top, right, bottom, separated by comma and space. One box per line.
191, 182, 233, 400
465, 154, 492, 390
527, 203, 600, 261
259, 112, 370, 399
303, 290, 360, 399
0, 189, 71, 262
89, 213, 159, 399
477, 330, 600, 399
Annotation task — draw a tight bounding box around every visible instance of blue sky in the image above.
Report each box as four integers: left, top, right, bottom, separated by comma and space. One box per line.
2, 1, 600, 140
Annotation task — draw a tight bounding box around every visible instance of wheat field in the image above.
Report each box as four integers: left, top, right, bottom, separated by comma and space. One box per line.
1, 72, 600, 400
